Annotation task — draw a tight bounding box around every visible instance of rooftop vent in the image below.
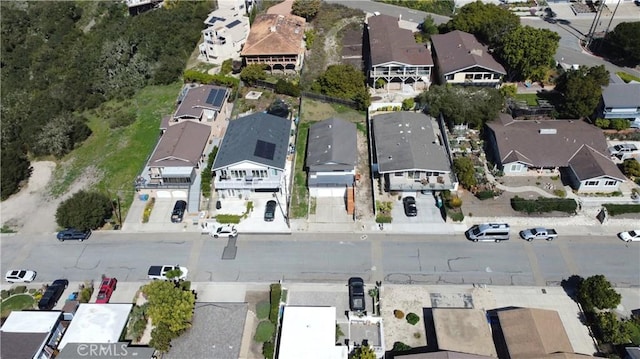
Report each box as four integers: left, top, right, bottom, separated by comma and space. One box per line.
539, 129, 557, 135
469, 49, 483, 56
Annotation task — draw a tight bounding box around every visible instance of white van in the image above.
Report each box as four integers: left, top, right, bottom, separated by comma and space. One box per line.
466, 223, 510, 242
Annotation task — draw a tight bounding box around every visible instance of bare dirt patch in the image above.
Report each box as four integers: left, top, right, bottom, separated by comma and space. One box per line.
1, 161, 99, 234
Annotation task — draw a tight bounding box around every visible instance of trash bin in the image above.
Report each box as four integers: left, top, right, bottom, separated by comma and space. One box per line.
216, 200, 221, 210
139, 194, 149, 201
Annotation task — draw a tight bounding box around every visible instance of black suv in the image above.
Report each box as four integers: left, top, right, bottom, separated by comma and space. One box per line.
264, 200, 277, 222
403, 196, 417, 217
348, 277, 365, 312
38, 279, 69, 310
171, 200, 187, 223
57, 228, 91, 242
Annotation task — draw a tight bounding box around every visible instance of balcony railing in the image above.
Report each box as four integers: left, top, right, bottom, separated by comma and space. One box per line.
214, 177, 281, 189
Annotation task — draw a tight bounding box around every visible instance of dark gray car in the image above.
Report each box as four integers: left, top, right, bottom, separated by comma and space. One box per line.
38, 279, 69, 310
57, 228, 91, 242
348, 277, 365, 312
264, 200, 277, 222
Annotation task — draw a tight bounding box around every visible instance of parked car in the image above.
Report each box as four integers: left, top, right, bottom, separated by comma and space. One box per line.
171, 200, 187, 223
57, 228, 91, 242
210, 225, 238, 239
618, 230, 640, 242
608, 143, 639, 159
96, 277, 118, 303
5, 269, 37, 283
38, 279, 69, 310
403, 196, 418, 217
148, 265, 188, 280
264, 200, 277, 222
348, 277, 365, 312
519, 227, 558, 241
465, 223, 510, 242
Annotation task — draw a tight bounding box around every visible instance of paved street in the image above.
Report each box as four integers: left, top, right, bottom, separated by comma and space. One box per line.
2, 232, 638, 288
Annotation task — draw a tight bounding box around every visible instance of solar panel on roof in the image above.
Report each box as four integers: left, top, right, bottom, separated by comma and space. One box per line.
254, 140, 276, 160
205, 88, 226, 108
205, 16, 226, 25
226, 19, 241, 29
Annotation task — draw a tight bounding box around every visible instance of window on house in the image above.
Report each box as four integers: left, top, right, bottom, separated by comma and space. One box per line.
465, 74, 473, 80
474, 74, 482, 80
493, 73, 501, 79
509, 164, 522, 172
483, 73, 492, 79
394, 172, 404, 177
604, 180, 616, 186
585, 180, 598, 186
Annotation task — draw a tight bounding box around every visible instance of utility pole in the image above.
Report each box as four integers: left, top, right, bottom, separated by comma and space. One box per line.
585, 1, 607, 49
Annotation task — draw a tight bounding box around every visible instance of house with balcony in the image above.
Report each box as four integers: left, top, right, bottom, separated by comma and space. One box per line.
430, 30, 506, 86
366, 14, 433, 92
172, 85, 230, 125
143, 121, 211, 188
306, 118, 357, 197
599, 81, 640, 121
198, 0, 250, 65
372, 112, 456, 193
212, 112, 292, 198
240, 14, 306, 73
485, 114, 625, 193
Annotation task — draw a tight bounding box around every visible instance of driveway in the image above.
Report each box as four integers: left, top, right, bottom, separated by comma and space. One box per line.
311, 196, 353, 224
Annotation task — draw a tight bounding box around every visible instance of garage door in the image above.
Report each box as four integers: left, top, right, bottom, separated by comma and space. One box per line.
313, 187, 346, 197
172, 191, 188, 198
156, 191, 171, 198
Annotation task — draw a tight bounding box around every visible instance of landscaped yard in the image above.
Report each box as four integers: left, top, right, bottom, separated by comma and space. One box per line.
513, 93, 539, 106
1, 294, 35, 318
49, 82, 183, 218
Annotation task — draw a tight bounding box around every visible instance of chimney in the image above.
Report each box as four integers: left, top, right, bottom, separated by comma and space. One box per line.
399, 14, 402, 22
469, 49, 483, 56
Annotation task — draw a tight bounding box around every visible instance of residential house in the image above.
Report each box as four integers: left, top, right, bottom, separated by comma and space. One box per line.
372, 112, 456, 192
496, 308, 593, 358
212, 112, 292, 198
485, 114, 625, 192
278, 307, 350, 359
306, 118, 357, 197
366, 14, 433, 92
599, 81, 640, 122
432, 309, 498, 357
1, 311, 66, 359
173, 85, 230, 124
198, 0, 250, 64
430, 30, 506, 86
125, 0, 162, 16
240, 14, 306, 73
144, 121, 212, 187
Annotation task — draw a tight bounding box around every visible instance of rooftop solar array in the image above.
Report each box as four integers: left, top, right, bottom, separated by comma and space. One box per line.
254, 140, 276, 160
226, 19, 242, 29
205, 15, 226, 25
205, 88, 227, 108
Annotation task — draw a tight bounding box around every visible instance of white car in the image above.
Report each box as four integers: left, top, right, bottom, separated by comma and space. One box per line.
5, 269, 37, 283
618, 230, 640, 242
210, 225, 238, 239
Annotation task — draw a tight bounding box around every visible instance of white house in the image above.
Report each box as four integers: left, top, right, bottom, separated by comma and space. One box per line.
198, 0, 250, 64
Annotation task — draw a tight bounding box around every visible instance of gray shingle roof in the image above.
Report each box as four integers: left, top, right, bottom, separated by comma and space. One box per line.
306, 118, 357, 171
367, 15, 433, 66
174, 85, 229, 119
164, 303, 247, 359
601, 82, 640, 109
149, 121, 211, 167
0, 332, 49, 359
486, 114, 610, 168
569, 145, 625, 181
430, 30, 506, 75
372, 112, 451, 173
213, 112, 290, 169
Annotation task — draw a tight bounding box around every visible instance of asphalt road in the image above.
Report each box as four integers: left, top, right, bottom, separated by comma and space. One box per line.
2, 232, 638, 287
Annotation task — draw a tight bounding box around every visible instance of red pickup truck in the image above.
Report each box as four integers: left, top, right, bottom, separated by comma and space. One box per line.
96, 277, 118, 303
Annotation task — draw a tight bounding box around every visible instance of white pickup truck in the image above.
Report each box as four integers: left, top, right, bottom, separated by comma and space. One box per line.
147, 265, 188, 280
519, 228, 558, 241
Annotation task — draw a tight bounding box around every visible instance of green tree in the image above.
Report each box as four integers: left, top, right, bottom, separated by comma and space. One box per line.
0, 143, 31, 200
498, 26, 560, 81
605, 22, 640, 65
594, 118, 610, 129
555, 65, 609, 118
351, 345, 376, 359
415, 16, 438, 43
55, 191, 112, 230
453, 157, 477, 189
240, 64, 267, 85
149, 322, 173, 353
33, 113, 92, 157
609, 118, 630, 131
444, 1, 519, 47
499, 84, 517, 99
291, 0, 321, 21
392, 341, 412, 352
142, 280, 195, 334
622, 158, 640, 178
402, 98, 415, 111
418, 85, 503, 128
578, 275, 621, 311
312, 64, 370, 110
596, 311, 631, 345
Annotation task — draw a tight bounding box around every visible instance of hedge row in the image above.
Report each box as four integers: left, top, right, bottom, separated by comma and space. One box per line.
511, 196, 577, 214
603, 204, 640, 216
269, 283, 281, 325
